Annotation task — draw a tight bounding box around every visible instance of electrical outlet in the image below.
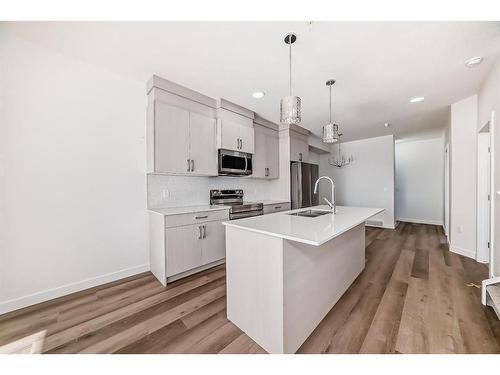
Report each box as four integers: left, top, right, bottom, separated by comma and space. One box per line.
457, 225, 463, 234
162, 189, 170, 200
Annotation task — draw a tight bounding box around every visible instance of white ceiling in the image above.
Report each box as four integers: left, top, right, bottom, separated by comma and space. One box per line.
4, 21, 500, 141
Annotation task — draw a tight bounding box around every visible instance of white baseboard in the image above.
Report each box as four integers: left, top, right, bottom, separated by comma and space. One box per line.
450, 246, 476, 260
0, 264, 149, 315
397, 217, 444, 226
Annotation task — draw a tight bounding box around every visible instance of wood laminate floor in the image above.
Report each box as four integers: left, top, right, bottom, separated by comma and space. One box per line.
1, 223, 500, 354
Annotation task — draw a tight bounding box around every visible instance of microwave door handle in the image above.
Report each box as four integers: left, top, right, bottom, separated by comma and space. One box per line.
244, 155, 248, 173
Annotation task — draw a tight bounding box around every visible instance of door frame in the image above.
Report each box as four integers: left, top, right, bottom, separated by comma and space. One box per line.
490, 111, 496, 277
476, 130, 491, 263
444, 143, 450, 239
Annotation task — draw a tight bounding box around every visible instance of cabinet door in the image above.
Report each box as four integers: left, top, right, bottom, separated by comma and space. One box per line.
165, 225, 203, 277
189, 112, 218, 176
290, 134, 309, 162
239, 125, 255, 154
266, 132, 280, 179
155, 101, 190, 174
201, 221, 225, 265
252, 125, 267, 178
219, 119, 240, 151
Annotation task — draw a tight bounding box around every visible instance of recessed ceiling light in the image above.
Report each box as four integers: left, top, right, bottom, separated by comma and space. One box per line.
410, 96, 425, 103
465, 56, 483, 68
384, 123, 390, 128
252, 91, 265, 99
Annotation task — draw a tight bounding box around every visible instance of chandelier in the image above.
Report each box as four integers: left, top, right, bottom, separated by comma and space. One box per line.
323, 79, 340, 143
280, 33, 301, 125
328, 135, 353, 168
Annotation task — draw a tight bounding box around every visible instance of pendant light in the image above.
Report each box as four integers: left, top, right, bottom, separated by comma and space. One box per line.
280, 33, 301, 125
323, 79, 340, 143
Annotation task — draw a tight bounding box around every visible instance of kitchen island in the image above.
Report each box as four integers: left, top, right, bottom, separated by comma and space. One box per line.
222, 205, 384, 354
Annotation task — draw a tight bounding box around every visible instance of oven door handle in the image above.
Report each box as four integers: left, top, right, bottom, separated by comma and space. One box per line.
230, 210, 264, 220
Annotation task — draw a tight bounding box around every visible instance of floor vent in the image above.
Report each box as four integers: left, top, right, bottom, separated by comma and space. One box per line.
366, 220, 384, 227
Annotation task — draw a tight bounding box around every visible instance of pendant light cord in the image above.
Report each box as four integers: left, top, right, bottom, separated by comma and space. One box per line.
289, 38, 292, 96
329, 84, 332, 123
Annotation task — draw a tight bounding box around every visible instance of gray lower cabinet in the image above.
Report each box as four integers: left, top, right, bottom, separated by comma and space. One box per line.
149, 209, 229, 286
166, 220, 226, 277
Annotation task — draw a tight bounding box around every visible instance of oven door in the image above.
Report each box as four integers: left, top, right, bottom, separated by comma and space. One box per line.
218, 149, 252, 175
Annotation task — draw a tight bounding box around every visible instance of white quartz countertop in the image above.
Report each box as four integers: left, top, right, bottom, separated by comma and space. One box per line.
149, 205, 229, 216
222, 205, 384, 246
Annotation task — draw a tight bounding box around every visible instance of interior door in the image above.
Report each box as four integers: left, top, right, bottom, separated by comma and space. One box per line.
201, 221, 226, 264
165, 225, 203, 277
154, 101, 190, 174
189, 111, 217, 176
477, 133, 491, 263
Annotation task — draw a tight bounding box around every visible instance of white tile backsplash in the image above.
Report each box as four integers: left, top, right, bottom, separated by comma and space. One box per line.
148, 174, 275, 208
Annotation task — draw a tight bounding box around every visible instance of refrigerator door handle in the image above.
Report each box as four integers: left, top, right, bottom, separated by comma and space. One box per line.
298, 163, 303, 208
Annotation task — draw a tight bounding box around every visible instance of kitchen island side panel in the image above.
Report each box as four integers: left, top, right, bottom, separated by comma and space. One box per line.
283, 223, 366, 353
225, 226, 285, 354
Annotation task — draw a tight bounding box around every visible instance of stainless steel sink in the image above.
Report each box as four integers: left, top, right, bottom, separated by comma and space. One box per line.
288, 209, 333, 218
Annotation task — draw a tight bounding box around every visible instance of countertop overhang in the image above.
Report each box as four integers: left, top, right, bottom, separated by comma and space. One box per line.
222, 205, 384, 246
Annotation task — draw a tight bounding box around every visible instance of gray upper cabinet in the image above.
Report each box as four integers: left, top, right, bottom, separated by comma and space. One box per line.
217, 100, 255, 154
290, 130, 309, 163
147, 76, 218, 176
153, 101, 217, 176
188, 111, 218, 175
154, 102, 191, 174
252, 123, 279, 179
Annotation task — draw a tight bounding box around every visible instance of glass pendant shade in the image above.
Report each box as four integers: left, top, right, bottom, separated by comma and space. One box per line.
323, 123, 339, 143
280, 95, 301, 125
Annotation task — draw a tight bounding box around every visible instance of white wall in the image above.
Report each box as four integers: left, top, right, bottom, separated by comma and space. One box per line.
449, 95, 478, 259
478, 57, 500, 276
319, 135, 395, 228
0, 31, 149, 313
395, 137, 444, 225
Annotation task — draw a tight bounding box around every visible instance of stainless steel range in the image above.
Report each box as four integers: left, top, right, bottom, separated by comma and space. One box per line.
210, 189, 263, 220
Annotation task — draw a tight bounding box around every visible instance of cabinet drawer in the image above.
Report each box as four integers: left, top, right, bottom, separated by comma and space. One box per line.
263, 202, 291, 214
165, 209, 229, 228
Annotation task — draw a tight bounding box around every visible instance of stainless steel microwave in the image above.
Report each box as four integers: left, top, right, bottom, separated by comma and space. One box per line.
218, 149, 252, 176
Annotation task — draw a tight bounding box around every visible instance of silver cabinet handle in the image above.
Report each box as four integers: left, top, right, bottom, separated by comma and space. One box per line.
187, 159, 191, 172
202, 225, 206, 238
191, 159, 194, 172
240, 138, 243, 150
195, 215, 208, 219
275, 206, 282, 209
299, 152, 302, 161
198, 226, 202, 239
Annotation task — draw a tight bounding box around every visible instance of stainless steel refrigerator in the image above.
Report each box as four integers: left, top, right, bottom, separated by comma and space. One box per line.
290, 162, 319, 209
